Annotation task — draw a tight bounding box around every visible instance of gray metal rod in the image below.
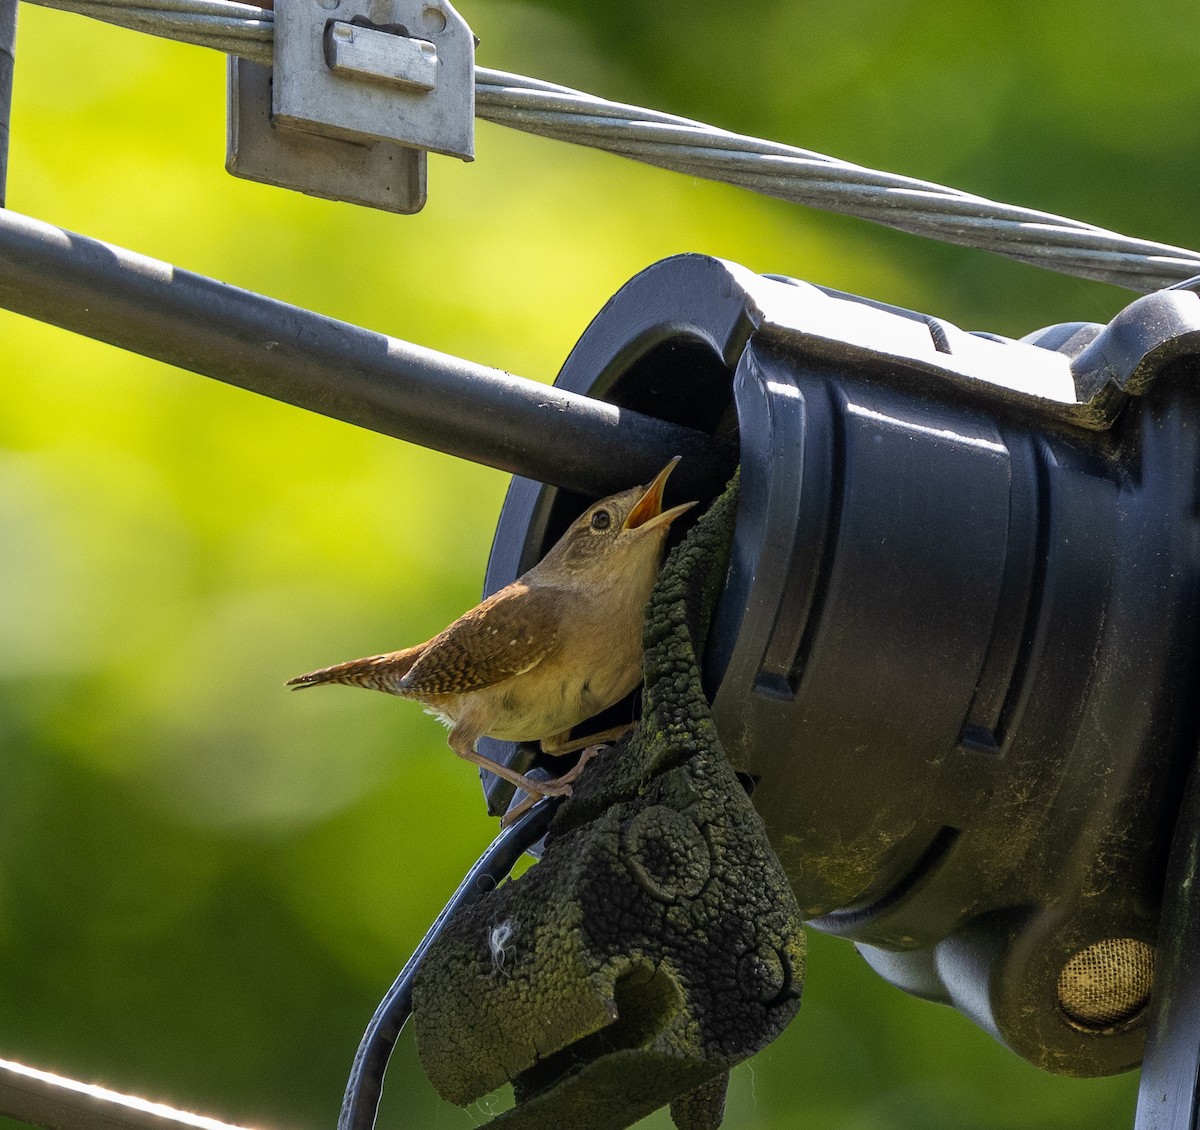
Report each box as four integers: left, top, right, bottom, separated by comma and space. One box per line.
0, 1055, 264, 1130
0, 0, 16, 205
0, 209, 733, 498
1133, 745, 1200, 1130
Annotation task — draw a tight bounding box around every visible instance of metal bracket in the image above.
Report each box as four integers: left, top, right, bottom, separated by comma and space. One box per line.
226, 0, 474, 213
227, 56, 428, 213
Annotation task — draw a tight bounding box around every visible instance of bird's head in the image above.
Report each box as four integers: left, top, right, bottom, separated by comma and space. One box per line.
538, 457, 697, 583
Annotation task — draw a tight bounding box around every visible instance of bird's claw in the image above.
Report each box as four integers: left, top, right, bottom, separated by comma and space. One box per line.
529, 776, 576, 798
500, 744, 608, 828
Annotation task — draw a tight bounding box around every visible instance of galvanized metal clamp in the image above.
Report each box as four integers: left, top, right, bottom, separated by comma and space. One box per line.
227, 0, 474, 213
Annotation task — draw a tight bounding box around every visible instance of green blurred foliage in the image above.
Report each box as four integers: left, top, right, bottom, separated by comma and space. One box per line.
1, 0, 1197, 1127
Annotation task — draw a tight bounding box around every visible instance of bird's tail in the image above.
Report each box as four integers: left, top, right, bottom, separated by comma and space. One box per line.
286, 644, 427, 694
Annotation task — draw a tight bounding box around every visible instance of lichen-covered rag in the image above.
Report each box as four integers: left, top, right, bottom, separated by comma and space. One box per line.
412, 474, 806, 1130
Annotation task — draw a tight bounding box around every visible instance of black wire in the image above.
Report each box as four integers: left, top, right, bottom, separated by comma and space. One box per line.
337, 796, 562, 1130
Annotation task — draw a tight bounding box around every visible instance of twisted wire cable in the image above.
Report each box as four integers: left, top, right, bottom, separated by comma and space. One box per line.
33, 0, 271, 57
26, 0, 1200, 292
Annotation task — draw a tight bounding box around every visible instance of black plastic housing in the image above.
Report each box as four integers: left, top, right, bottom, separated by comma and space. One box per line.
481, 254, 1200, 1079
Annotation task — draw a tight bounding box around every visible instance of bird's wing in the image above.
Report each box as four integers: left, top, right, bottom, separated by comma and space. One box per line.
400, 582, 562, 696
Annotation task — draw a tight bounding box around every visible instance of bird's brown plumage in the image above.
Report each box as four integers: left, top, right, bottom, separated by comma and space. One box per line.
287, 458, 696, 808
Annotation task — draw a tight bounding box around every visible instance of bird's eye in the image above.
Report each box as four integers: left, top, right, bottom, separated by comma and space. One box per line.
590, 509, 612, 530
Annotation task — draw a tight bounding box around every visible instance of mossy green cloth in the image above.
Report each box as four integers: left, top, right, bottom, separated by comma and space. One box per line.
411, 475, 806, 1130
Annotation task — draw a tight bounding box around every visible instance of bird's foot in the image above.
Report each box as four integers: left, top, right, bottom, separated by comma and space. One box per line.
500, 745, 607, 828
543, 743, 604, 791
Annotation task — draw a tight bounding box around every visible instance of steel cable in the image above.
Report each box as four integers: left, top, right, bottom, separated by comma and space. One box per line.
25, 0, 1200, 292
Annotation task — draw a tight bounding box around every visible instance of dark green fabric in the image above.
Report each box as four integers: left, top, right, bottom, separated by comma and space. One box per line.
411, 475, 805, 1129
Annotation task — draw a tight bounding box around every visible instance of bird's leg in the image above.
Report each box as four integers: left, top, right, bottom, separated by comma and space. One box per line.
540, 722, 636, 757
500, 743, 607, 828
448, 727, 576, 798
496, 725, 637, 824
537, 739, 606, 785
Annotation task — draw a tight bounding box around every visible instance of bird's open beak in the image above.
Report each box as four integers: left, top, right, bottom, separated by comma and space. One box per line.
623, 456, 697, 532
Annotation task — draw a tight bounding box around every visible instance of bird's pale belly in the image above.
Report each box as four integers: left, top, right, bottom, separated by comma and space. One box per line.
427, 646, 642, 746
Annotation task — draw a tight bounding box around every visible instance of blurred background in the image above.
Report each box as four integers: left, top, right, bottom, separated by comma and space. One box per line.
1, 1, 1198, 1127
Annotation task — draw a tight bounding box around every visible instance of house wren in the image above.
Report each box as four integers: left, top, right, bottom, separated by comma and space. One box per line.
287, 458, 696, 804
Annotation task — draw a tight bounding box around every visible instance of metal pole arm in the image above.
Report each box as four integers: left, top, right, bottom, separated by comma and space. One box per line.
0, 209, 731, 499
0, 1055, 266, 1130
